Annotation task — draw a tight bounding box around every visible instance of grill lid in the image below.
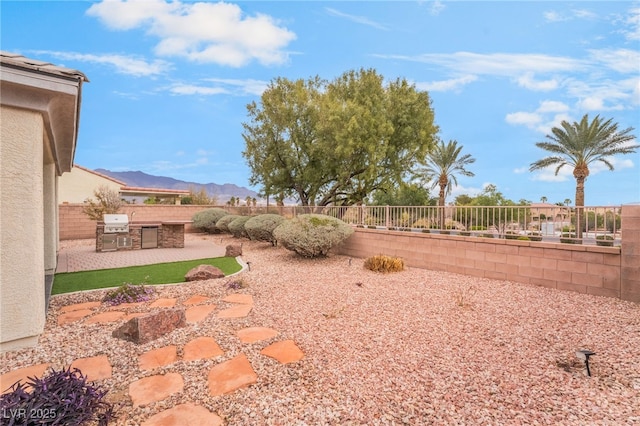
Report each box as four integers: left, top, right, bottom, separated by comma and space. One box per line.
103, 214, 129, 233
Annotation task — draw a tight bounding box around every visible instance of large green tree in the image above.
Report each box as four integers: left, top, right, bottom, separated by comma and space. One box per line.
529, 114, 637, 237
414, 139, 475, 208
242, 68, 438, 206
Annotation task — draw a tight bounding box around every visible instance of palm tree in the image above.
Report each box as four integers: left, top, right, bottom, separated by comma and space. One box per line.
540, 196, 547, 203
529, 114, 637, 238
415, 139, 475, 228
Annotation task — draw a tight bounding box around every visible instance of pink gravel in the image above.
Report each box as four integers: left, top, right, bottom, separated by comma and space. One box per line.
2, 234, 639, 425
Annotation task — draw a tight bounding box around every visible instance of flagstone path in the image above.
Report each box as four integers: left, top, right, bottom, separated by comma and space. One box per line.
0, 292, 305, 425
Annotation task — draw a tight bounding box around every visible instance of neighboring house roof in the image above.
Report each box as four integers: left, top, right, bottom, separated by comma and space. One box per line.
73, 165, 190, 198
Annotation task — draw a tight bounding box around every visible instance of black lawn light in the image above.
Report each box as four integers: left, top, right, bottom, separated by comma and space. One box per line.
576, 349, 596, 376
246, 261, 251, 271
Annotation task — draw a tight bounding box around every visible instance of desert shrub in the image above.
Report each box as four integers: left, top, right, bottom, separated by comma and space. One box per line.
216, 214, 241, 233
517, 236, 531, 241
245, 214, 285, 245
192, 208, 228, 233
364, 254, 405, 273
273, 214, 354, 258
228, 216, 251, 238
0, 366, 115, 425
82, 185, 122, 221
102, 282, 156, 306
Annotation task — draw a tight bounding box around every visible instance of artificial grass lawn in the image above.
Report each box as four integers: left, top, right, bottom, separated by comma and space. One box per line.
52, 257, 242, 295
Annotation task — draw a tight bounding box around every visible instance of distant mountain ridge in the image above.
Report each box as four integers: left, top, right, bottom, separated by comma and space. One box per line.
95, 169, 258, 201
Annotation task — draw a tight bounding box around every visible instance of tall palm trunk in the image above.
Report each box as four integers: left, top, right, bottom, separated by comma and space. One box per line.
573, 165, 589, 239
438, 175, 447, 229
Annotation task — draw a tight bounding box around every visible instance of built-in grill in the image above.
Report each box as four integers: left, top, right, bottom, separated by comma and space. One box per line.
103, 214, 129, 233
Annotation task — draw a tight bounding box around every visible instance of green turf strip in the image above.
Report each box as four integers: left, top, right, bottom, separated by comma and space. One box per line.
52, 257, 242, 295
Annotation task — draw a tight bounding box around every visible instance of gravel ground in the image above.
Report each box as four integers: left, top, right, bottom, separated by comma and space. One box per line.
2, 234, 640, 425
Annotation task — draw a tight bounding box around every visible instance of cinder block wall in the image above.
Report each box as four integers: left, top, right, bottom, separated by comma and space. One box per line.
58, 204, 216, 240
621, 204, 640, 302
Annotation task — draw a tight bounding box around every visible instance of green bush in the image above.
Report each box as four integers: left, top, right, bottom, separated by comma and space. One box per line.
245, 214, 285, 245
228, 216, 251, 238
273, 214, 354, 258
192, 208, 228, 233
216, 214, 241, 233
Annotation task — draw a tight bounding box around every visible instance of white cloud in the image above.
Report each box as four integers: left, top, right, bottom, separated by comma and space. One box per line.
516, 72, 559, 91
622, 6, 640, 41
325, 7, 388, 30
169, 84, 228, 96
589, 49, 640, 74
537, 100, 569, 113
32, 50, 170, 76
87, 1, 296, 67
415, 75, 477, 92
572, 9, 598, 20
204, 78, 269, 96
506, 112, 541, 127
543, 11, 567, 22
376, 52, 586, 76
429, 0, 445, 16
530, 165, 573, 182
513, 167, 528, 174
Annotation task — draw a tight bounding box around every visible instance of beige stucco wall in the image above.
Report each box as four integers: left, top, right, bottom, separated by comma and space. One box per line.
59, 166, 122, 203
0, 106, 46, 351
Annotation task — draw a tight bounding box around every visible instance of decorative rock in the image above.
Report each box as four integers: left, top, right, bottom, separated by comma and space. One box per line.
149, 298, 177, 308
237, 327, 279, 343
260, 340, 305, 364
225, 244, 242, 257
70, 355, 112, 381
85, 311, 125, 324
183, 295, 210, 305
112, 308, 186, 344
183, 337, 224, 361
217, 304, 252, 319
138, 346, 178, 371
129, 373, 184, 407
208, 353, 257, 396
59, 301, 101, 313
58, 309, 94, 325
184, 265, 225, 282
185, 305, 217, 323
223, 294, 254, 305
141, 403, 223, 426
0, 363, 50, 395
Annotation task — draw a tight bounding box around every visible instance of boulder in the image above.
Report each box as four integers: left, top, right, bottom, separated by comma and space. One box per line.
112, 308, 186, 344
225, 244, 242, 257
185, 265, 225, 281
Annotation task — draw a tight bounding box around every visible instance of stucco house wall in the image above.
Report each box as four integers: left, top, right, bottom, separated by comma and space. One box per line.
59, 165, 124, 204
0, 52, 87, 352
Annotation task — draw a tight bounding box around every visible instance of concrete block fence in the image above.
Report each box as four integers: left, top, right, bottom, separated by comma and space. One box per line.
336, 204, 639, 303
59, 203, 639, 302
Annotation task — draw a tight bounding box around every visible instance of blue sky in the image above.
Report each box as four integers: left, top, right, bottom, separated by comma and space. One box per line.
2, 1, 639, 206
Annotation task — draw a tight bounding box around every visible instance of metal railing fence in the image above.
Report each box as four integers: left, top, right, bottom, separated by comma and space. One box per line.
248, 204, 621, 246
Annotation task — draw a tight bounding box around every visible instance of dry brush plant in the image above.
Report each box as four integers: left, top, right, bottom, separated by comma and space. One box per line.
363, 254, 405, 273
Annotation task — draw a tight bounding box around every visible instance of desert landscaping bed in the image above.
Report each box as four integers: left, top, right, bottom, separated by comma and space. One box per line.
2, 233, 639, 425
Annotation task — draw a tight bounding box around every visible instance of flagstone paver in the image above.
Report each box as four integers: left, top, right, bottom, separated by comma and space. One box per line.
123, 312, 147, 321
0, 363, 50, 394
141, 403, 224, 426
183, 295, 210, 305
217, 304, 253, 319
138, 346, 179, 371
85, 311, 126, 324
149, 298, 177, 308
185, 304, 217, 323
223, 294, 254, 305
58, 309, 94, 325
261, 340, 305, 364
109, 301, 146, 310
59, 301, 101, 313
208, 353, 257, 396
129, 373, 184, 407
183, 337, 224, 361
70, 355, 112, 381
237, 327, 279, 343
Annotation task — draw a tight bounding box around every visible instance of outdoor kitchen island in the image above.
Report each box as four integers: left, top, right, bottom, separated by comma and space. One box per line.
96, 214, 188, 252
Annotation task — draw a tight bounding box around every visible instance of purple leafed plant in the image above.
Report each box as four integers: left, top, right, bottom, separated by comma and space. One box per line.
102, 283, 156, 306
0, 367, 115, 426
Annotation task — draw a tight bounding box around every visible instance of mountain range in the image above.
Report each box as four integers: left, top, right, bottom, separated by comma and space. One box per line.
95, 169, 258, 202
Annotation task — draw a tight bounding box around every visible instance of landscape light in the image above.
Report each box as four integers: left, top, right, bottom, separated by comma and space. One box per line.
575, 350, 596, 377
247, 261, 251, 271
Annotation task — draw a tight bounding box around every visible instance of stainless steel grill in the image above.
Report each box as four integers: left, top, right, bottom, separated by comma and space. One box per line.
103, 214, 129, 233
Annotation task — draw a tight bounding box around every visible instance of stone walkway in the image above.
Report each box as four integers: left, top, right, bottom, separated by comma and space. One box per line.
1, 292, 305, 425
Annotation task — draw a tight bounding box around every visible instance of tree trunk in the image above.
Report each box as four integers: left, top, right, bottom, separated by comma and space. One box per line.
573, 165, 588, 239
438, 181, 447, 229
